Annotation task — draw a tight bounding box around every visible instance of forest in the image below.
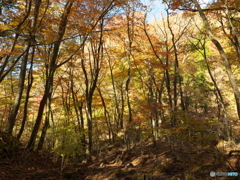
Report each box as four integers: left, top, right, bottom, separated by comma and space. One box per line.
0, 0, 240, 179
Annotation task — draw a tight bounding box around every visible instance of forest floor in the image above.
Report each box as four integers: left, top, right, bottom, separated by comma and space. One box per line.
0, 139, 240, 180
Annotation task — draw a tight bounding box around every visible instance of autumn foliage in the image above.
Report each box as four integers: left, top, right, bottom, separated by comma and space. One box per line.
0, 0, 240, 178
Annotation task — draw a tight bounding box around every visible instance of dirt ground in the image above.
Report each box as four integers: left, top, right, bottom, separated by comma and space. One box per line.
0, 139, 239, 180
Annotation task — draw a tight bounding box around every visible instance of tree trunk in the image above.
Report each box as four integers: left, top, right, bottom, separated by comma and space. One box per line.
5, 45, 30, 135
81, 17, 104, 158
37, 96, 51, 151
192, 0, 240, 119
125, 70, 132, 123
78, 101, 86, 150
120, 85, 125, 130
17, 47, 34, 139
27, 2, 73, 149
97, 87, 113, 143
107, 54, 122, 130
6, 0, 40, 133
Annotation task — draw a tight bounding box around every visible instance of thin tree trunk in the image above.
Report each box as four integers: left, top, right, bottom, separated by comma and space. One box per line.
78, 101, 86, 149
70, 68, 82, 133
106, 53, 122, 130
97, 87, 113, 143
166, 8, 188, 122
5, 44, 30, 135
17, 46, 35, 139
81, 17, 104, 158
120, 84, 125, 130
125, 8, 134, 123
125, 69, 132, 123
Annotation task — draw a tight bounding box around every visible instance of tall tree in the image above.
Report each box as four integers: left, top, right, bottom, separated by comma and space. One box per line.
27, 1, 73, 149
164, 0, 240, 120
5, 0, 41, 135
81, 19, 104, 158
191, 0, 240, 120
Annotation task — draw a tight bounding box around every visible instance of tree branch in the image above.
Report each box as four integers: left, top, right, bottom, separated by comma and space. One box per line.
179, 7, 240, 12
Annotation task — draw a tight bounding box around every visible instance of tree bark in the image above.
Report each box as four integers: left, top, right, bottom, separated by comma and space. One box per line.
37, 96, 51, 151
